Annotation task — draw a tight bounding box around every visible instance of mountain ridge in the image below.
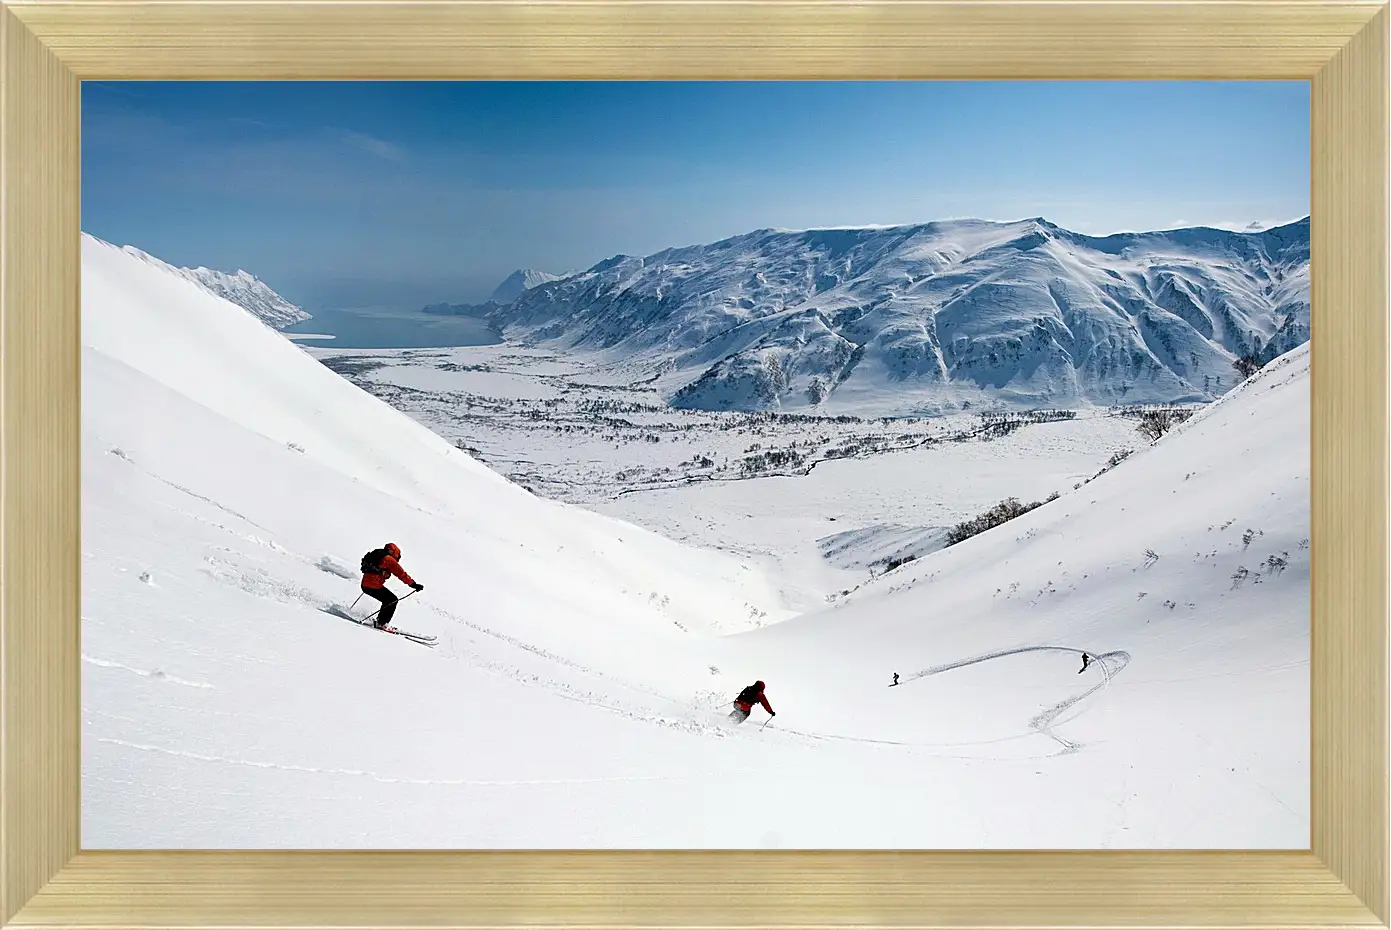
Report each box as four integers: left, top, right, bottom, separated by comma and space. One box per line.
483, 215, 1309, 415
117, 245, 312, 330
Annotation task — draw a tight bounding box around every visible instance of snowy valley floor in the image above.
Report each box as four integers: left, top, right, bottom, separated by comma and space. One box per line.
309, 343, 1158, 610
83, 234, 1309, 848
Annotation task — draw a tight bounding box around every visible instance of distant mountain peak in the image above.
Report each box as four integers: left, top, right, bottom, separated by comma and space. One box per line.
489, 268, 566, 305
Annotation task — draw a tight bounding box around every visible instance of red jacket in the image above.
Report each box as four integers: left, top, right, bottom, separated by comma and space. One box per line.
736, 691, 773, 715
362, 554, 416, 590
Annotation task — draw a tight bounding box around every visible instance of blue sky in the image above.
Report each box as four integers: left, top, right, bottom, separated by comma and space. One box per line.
82, 81, 1310, 309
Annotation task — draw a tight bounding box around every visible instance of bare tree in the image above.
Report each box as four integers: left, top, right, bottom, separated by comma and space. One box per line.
1136, 406, 1193, 441
1233, 354, 1263, 380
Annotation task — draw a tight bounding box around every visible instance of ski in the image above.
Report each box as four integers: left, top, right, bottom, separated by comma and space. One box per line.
321, 605, 436, 645
377, 625, 437, 645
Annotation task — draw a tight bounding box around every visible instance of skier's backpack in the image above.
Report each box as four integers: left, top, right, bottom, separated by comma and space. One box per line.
735, 683, 762, 705
360, 548, 388, 576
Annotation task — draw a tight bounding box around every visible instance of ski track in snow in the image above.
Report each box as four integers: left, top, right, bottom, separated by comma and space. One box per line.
764, 647, 1129, 759
350, 592, 683, 706
918, 646, 1128, 753
109, 447, 273, 533
178, 495, 739, 740
82, 654, 215, 690
404, 620, 742, 741
315, 569, 743, 738
95, 738, 699, 787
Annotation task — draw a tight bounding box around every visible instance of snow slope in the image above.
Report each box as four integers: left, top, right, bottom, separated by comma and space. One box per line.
83, 233, 1307, 848
720, 342, 1309, 833
82, 231, 791, 660
118, 244, 312, 329
492, 217, 1309, 415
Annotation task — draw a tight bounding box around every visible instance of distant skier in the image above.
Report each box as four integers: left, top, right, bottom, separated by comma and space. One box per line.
360, 543, 423, 629
1078, 652, 1093, 674
729, 680, 775, 725
891, 672, 900, 686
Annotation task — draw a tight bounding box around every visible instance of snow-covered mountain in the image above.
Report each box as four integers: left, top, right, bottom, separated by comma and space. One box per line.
421, 269, 567, 319
81, 230, 1306, 848
117, 245, 311, 329
489, 268, 565, 305
490, 217, 1309, 415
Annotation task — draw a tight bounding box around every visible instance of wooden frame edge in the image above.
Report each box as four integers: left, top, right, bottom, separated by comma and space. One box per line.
6, 849, 1388, 928
1310, 5, 1391, 922
5, 0, 1390, 81
0, 1, 1385, 928
0, 2, 82, 926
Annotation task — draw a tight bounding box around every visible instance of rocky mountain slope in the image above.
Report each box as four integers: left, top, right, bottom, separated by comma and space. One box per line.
490, 216, 1309, 415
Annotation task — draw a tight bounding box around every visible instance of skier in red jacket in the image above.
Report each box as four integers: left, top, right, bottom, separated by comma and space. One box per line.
728, 680, 774, 724
360, 542, 423, 629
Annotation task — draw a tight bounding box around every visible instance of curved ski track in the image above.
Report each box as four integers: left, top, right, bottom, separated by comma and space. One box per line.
769, 646, 1130, 758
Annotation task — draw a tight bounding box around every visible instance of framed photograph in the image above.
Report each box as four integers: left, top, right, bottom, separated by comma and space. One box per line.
2, 1, 1386, 928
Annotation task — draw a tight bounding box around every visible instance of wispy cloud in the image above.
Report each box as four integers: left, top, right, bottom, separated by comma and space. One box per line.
85, 82, 156, 101
1167, 217, 1305, 233
332, 129, 406, 163
83, 107, 187, 151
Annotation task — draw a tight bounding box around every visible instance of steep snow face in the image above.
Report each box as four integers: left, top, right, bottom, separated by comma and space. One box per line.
495, 217, 1309, 415
490, 268, 565, 305
81, 233, 791, 650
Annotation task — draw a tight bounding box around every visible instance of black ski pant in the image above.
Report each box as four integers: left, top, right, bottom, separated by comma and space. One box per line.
361, 585, 398, 627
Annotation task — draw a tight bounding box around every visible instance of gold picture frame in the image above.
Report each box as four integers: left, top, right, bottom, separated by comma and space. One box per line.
1, 1, 1386, 927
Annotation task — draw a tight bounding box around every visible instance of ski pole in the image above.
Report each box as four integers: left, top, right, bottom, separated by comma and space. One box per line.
349, 593, 364, 612
360, 595, 416, 626
366, 588, 420, 620
359, 588, 420, 625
